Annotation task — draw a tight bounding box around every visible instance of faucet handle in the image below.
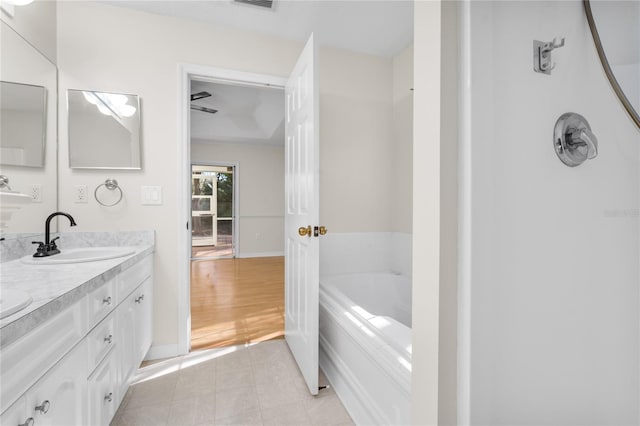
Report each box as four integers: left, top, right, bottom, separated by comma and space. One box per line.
50, 237, 60, 249
31, 241, 46, 256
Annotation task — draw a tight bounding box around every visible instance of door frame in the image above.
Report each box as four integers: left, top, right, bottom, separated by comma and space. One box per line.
190, 161, 240, 258
177, 63, 287, 354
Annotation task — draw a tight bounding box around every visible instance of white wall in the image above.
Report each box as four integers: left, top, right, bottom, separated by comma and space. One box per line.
319, 47, 393, 233
191, 140, 284, 257
392, 45, 414, 234
0, 0, 57, 63
57, 1, 400, 350
412, 2, 444, 425
461, 1, 640, 424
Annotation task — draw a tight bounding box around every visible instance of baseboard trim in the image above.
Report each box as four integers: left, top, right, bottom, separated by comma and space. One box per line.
237, 251, 284, 258
145, 344, 182, 361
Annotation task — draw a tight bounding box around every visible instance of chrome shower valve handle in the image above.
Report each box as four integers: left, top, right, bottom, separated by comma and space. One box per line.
554, 112, 599, 167
568, 127, 598, 159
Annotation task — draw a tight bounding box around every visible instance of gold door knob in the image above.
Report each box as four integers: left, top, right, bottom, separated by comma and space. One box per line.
319, 226, 328, 236
298, 226, 312, 237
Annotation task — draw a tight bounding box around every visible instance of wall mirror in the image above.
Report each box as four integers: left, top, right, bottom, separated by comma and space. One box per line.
1, 81, 47, 167
68, 89, 141, 169
584, 0, 640, 129
0, 21, 57, 234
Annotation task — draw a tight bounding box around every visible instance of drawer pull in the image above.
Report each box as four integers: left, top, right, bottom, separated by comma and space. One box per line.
102, 296, 112, 305
35, 400, 50, 414
19, 418, 35, 426
104, 334, 113, 344
104, 392, 113, 403
135, 294, 144, 303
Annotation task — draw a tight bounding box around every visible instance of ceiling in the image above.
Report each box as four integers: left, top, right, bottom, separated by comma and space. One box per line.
190, 79, 284, 145
101, 0, 414, 57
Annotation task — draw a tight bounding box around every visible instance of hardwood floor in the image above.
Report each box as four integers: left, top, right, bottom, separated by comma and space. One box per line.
190, 256, 284, 350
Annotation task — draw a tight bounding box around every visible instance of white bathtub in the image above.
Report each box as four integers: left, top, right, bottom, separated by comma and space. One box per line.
319, 272, 412, 425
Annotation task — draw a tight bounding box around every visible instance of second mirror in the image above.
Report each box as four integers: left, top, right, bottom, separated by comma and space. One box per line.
68, 89, 141, 169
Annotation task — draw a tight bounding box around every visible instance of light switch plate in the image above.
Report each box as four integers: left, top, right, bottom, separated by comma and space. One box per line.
141, 186, 162, 205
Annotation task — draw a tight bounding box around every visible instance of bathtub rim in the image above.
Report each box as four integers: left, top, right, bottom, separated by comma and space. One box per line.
319, 282, 412, 392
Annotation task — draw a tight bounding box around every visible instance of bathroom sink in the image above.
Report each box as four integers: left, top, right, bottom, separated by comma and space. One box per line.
21, 247, 135, 265
0, 289, 33, 319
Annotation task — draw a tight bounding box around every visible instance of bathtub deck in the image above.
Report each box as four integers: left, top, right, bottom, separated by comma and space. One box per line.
190, 256, 285, 350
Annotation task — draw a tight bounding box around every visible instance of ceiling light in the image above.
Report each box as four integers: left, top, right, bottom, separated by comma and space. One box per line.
105, 93, 128, 107
4, 0, 35, 5
97, 103, 112, 116
119, 105, 137, 118
82, 91, 98, 105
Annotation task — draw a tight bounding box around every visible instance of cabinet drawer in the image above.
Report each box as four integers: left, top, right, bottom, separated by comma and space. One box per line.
88, 315, 116, 374
117, 255, 152, 303
88, 348, 118, 426
0, 300, 87, 414
88, 277, 116, 329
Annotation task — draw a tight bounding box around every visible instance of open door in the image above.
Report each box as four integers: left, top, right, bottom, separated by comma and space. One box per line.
284, 34, 320, 395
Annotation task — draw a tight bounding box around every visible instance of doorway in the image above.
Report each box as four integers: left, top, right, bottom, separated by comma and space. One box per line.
191, 164, 236, 259
186, 72, 287, 351
179, 36, 321, 394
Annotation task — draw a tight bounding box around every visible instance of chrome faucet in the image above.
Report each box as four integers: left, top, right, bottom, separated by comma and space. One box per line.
32, 212, 77, 257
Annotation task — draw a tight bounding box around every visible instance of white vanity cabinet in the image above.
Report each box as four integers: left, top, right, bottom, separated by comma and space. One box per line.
24, 340, 88, 426
0, 252, 154, 426
88, 348, 119, 426
1, 339, 88, 426
115, 256, 153, 405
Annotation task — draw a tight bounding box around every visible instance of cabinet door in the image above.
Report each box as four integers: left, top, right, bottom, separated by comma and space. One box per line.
116, 292, 137, 399
134, 277, 153, 365
25, 340, 88, 426
88, 348, 118, 426
0, 397, 32, 426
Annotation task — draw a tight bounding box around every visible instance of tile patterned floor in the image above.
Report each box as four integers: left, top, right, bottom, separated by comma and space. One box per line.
111, 339, 354, 426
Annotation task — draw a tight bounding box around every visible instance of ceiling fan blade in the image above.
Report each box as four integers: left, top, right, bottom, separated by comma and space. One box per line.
190, 91, 212, 101
191, 105, 218, 114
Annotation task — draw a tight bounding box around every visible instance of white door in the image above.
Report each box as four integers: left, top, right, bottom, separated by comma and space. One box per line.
191, 168, 218, 247
284, 34, 320, 395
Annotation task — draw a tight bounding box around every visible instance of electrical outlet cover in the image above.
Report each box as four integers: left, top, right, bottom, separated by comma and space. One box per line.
74, 185, 88, 203
30, 184, 42, 203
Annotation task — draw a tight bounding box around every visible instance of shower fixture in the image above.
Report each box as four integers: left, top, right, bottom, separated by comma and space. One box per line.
534, 37, 565, 74
554, 112, 598, 167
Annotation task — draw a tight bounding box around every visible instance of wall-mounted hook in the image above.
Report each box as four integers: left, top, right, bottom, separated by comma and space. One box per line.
534, 37, 565, 75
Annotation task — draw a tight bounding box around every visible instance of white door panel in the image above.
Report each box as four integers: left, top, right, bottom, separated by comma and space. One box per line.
284, 33, 320, 395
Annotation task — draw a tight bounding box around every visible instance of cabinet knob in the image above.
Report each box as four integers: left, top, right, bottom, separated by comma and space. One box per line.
102, 296, 112, 305
104, 334, 113, 344
35, 400, 50, 414
104, 392, 113, 403
19, 418, 35, 426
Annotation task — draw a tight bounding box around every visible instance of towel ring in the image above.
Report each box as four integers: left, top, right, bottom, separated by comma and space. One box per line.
94, 179, 123, 207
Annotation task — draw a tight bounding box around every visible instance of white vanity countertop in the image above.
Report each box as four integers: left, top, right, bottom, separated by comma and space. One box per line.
0, 244, 153, 348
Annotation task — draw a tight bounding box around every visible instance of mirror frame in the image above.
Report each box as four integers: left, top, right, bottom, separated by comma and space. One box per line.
584, 0, 640, 129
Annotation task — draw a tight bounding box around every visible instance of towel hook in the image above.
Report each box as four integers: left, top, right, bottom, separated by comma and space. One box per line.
94, 178, 123, 206
534, 36, 565, 74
